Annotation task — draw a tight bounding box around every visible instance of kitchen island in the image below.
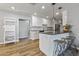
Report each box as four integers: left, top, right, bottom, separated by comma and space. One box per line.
39, 32, 70, 56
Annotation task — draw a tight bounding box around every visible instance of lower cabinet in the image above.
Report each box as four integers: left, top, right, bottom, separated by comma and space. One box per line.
39, 34, 53, 56
30, 30, 39, 40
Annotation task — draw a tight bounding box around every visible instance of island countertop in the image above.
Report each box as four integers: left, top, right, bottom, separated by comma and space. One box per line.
39, 31, 70, 35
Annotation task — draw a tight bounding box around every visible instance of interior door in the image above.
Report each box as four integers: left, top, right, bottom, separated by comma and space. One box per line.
19, 19, 30, 39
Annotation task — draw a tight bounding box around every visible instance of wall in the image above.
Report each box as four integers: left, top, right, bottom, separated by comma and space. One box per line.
62, 10, 67, 26
0, 17, 4, 43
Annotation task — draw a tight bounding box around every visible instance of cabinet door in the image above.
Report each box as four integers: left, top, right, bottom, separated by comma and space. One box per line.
39, 34, 45, 51
39, 34, 51, 56
45, 35, 51, 56
50, 38, 56, 56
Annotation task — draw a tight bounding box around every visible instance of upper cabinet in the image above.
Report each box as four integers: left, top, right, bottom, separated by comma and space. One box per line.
32, 16, 43, 26
31, 16, 52, 27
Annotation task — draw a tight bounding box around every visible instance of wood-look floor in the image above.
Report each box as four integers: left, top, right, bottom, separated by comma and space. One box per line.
0, 39, 45, 56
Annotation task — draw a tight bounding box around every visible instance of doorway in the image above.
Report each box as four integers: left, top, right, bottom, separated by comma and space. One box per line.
19, 19, 30, 40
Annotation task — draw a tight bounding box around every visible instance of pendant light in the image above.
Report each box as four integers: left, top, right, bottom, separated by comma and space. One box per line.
52, 3, 56, 21
58, 7, 62, 24
51, 3, 56, 33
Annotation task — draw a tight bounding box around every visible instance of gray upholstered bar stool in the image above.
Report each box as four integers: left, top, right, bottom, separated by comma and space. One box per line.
62, 36, 75, 49
60, 36, 75, 56
53, 39, 66, 56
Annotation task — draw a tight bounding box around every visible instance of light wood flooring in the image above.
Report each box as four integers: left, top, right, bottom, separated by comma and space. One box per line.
0, 39, 45, 56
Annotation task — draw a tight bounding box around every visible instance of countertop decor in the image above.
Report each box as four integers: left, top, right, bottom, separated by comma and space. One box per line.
63, 24, 71, 32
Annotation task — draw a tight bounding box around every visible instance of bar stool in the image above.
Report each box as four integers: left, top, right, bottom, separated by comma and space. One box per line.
59, 36, 75, 56
53, 39, 66, 56
63, 36, 75, 49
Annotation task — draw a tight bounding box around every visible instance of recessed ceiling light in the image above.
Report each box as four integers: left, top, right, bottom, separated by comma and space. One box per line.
34, 12, 37, 15
42, 6, 45, 9
46, 16, 49, 18
11, 6, 15, 10
56, 12, 59, 15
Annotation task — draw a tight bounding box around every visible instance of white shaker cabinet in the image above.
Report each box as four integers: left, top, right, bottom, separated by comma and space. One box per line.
39, 34, 52, 56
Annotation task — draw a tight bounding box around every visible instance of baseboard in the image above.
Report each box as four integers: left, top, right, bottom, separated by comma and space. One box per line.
19, 37, 29, 39
31, 39, 39, 40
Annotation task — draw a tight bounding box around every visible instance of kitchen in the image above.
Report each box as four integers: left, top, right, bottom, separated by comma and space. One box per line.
0, 3, 79, 56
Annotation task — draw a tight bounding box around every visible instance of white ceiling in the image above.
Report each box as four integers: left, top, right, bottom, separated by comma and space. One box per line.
0, 3, 78, 19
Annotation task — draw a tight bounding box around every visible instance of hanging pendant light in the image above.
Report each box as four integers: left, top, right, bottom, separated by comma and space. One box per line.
51, 3, 63, 33
51, 3, 56, 33
51, 3, 56, 21
58, 7, 62, 24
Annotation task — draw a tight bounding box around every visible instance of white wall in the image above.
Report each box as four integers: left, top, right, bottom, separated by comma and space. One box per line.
0, 17, 4, 43
1, 3, 79, 44
62, 10, 67, 26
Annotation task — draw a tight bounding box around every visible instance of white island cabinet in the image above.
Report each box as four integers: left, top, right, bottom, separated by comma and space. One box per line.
39, 32, 69, 56
39, 34, 52, 55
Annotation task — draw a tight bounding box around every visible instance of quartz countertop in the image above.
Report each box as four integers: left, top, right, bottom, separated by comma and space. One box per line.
39, 32, 70, 35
